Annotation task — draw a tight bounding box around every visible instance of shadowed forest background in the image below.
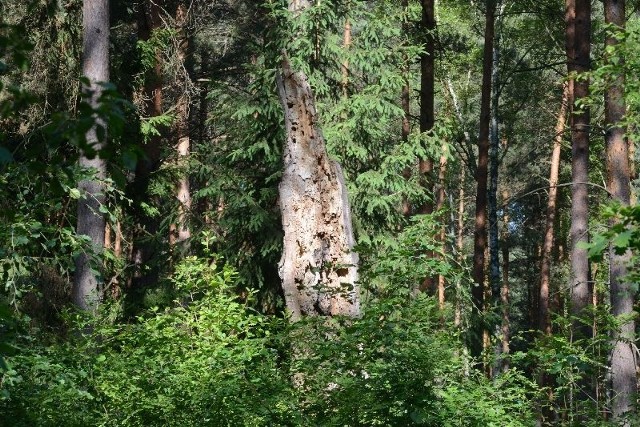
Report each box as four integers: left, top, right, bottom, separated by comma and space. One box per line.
1, 0, 640, 425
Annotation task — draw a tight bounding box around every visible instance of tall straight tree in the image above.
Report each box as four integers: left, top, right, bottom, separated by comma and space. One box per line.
419, 0, 435, 215
604, 0, 636, 421
73, 0, 110, 311
539, 83, 569, 335
471, 0, 497, 358
566, 0, 591, 339
277, 0, 359, 320
130, 0, 164, 289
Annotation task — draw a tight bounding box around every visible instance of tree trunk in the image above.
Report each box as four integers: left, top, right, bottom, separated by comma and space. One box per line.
567, 0, 591, 340
436, 144, 448, 310
130, 0, 164, 290
341, 17, 351, 97
419, 0, 435, 216
471, 0, 496, 358
276, 52, 359, 320
540, 83, 569, 335
455, 165, 465, 328
604, 0, 636, 421
488, 27, 501, 305
73, 0, 110, 311
500, 189, 510, 372
400, 0, 412, 217
169, 2, 191, 247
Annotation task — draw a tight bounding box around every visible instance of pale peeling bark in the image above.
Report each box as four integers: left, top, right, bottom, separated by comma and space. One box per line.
276, 56, 359, 321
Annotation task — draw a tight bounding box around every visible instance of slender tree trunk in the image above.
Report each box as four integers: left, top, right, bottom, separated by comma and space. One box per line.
130, 0, 164, 290
169, 2, 191, 247
605, 1, 636, 421
419, 0, 435, 215
471, 0, 496, 358
540, 83, 569, 335
455, 166, 465, 328
436, 144, 448, 310
401, 0, 412, 216
567, 0, 591, 340
73, 0, 110, 311
500, 189, 510, 372
277, 2, 359, 320
341, 17, 351, 97
488, 28, 501, 305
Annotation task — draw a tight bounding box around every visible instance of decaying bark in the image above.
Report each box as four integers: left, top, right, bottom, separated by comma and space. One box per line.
276, 56, 359, 321
169, 2, 192, 246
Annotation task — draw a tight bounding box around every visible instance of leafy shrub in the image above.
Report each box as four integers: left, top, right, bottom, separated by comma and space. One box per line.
1, 255, 535, 426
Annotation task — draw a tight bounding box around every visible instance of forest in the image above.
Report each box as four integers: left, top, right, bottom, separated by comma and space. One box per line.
1, 0, 639, 425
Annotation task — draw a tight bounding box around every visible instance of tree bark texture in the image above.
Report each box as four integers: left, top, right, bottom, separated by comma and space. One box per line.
276, 56, 359, 321
73, 0, 110, 311
567, 0, 591, 339
604, 0, 636, 422
471, 0, 496, 357
540, 83, 569, 335
401, 0, 411, 216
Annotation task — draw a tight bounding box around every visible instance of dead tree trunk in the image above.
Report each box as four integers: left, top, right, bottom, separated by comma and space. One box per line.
73, 0, 110, 311
169, 2, 191, 247
276, 56, 359, 320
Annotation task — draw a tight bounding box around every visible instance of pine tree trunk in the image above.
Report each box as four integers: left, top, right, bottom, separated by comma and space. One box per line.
471, 0, 496, 358
567, 0, 591, 340
488, 31, 501, 305
419, 0, 435, 216
455, 166, 465, 328
73, 0, 110, 311
401, 0, 412, 216
500, 190, 510, 372
540, 83, 569, 335
604, 0, 636, 421
276, 51, 359, 320
436, 144, 448, 310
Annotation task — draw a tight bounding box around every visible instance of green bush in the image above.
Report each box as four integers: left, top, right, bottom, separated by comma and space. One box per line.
1, 255, 535, 426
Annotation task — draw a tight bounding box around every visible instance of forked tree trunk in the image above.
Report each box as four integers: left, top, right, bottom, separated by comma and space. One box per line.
567, 0, 591, 340
471, 0, 496, 358
276, 54, 359, 320
73, 0, 110, 311
604, 0, 636, 421
540, 83, 569, 335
